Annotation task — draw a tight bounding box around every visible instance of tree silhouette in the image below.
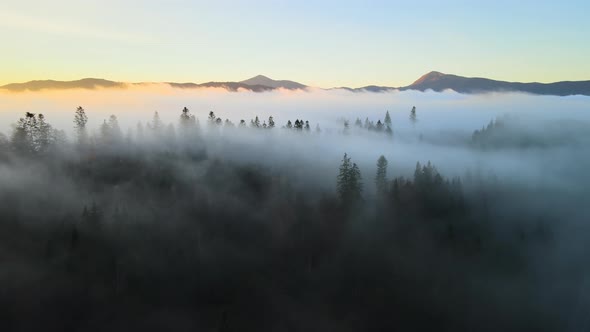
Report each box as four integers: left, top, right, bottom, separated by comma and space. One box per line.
251, 116, 261, 128
376, 120, 384, 132
179, 107, 197, 137
208, 111, 217, 124
384, 111, 392, 127
73, 106, 89, 146
375, 155, 388, 195
337, 153, 362, 203
410, 106, 417, 125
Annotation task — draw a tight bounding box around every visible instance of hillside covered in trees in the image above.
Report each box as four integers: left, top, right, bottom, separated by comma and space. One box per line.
0, 105, 588, 332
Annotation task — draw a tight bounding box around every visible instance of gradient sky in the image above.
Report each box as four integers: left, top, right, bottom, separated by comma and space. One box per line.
1, 0, 589, 88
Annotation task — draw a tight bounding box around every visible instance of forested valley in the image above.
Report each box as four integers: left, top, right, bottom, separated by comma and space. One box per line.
0, 105, 587, 331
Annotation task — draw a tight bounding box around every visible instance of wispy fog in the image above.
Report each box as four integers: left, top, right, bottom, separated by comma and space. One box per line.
1, 86, 590, 330
2, 86, 589, 190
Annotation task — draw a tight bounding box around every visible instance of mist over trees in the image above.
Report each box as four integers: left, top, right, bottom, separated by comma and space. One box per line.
0, 102, 588, 331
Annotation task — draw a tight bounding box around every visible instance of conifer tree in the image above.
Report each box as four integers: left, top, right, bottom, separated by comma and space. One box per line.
73, 106, 89, 146
337, 153, 363, 203
410, 106, 417, 125
375, 155, 388, 195
384, 111, 392, 127
179, 107, 197, 136
208, 111, 217, 124
337, 153, 351, 201
376, 120, 384, 132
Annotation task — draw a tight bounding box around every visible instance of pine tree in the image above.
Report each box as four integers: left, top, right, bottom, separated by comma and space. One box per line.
305, 121, 310, 131
208, 111, 217, 124
251, 116, 260, 128
375, 155, 388, 195
73, 106, 89, 146
375, 120, 384, 132
286, 120, 293, 129
12, 112, 38, 155
36, 114, 53, 153
337, 153, 363, 203
337, 153, 352, 201
410, 106, 417, 125
349, 163, 363, 201
268, 116, 275, 129
179, 107, 197, 136
384, 111, 392, 127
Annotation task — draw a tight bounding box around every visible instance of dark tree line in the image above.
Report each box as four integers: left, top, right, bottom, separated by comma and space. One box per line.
352, 110, 395, 136
0, 105, 563, 331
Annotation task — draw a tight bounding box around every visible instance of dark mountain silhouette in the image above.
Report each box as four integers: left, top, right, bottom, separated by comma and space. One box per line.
0, 75, 306, 92
401, 71, 590, 96
0, 78, 126, 91
240, 75, 307, 89
1, 72, 589, 95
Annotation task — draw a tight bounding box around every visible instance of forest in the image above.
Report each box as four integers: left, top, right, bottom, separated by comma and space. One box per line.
0, 103, 588, 332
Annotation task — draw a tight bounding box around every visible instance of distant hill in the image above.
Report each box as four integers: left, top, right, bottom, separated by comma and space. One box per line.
401, 71, 590, 96
0, 75, 306, 92
0, 78, 126, 92
169, 82, 274, 92
239, 75, 307, 90
2, 73, 589, 96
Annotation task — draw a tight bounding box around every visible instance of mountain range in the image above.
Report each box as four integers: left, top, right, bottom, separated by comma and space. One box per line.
2, 72, 589, 96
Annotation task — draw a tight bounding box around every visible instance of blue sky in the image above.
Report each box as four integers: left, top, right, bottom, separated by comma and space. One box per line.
1, 0, 588, 87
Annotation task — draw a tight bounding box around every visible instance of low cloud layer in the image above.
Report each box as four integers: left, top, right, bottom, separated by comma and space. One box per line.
1, 86, 589, 330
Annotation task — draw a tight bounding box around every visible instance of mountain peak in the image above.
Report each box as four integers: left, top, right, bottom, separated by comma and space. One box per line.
240, 75, 306, 90
249, 74, 271, 80
403, 71, 590, 96
411, 71, 446, 85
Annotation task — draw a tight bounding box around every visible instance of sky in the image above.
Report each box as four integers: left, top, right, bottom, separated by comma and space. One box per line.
1, 0, 589, 88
